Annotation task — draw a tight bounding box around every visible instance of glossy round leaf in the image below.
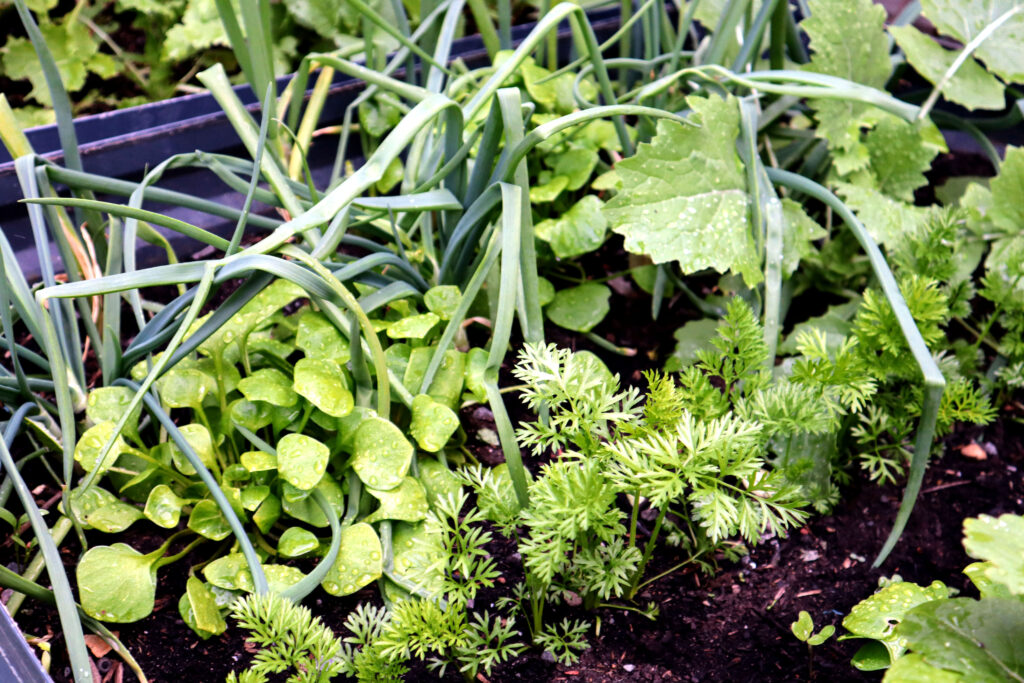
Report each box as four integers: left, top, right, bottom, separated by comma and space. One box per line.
410, 394, 459, 452
143, 485, 188, 529
281, 475, 345, 528
296, 310, 349, 363
463, 347, 488, 403
278, 527, 320, 557
545, 282, 611, 333
386, 313, 440, 340
424, 349, 466, 408
86, 387, 141, 439
160, 368, 215, 409
240, 484, 271, 512
536, 277, 556, 307
264, 564, 305, 593
74, 421, 128, 475
78, 544, 157, 622
229, 398, 275, 432
253, 493, 282, 533
390, 521, 445, 598
293, 358, 353, 417
178, 593, 219, 640
187, 499, 232, 541
424, 286, 461, 320
321, 523, 382, 596
276, 433, 329, 491
204, 554, 253, 591
168, 423, 216, 476
68, 485, 143, 533
238, 368, 298, 407
185, 576, 226, 636
240, 450, 277, 473
417, 458, 462, 507
365, 477, 429, 524
352, 417, 413, 491
247, 337, 294, 360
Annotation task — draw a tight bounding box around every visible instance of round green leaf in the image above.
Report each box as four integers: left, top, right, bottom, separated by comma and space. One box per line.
187, 499, 232, 540
143, 485, 188, 529
68, 485, 143, 533
842, 580, 951, 663
78, 544, 157, 622
241, 485, 271, 512
365, 477, 429, 523
185, 576, 227, 637
293, 358, 353, 418
321, 522, 382, 596
390, 521, 445, 598
74, 421, 127, 475
247, 337, 295, 360
253, 493, 282, 533
86, 387, 141, 439
240, 450, 277, 473
238, 368, 298, 407
424, 349, 466, 409
278, 527, 320, 557
178, 593, 218, 640
463, 347, 488, 403
229, 398, 275, 432
386, 312, 441, 340
352, 417, 413, 490
410, 394, 459, 452
417, 458, 462, 507
296, 310, 350, 363
160, 368, 215, 409
276, 433, 329, 491
168, 423, 216, 476
204, 554, 253, 591
264, 564, 305, 593
281, 475, 345, 528
545, 282, 611, 333
424, 286, 462, 320
534, 194, 608, 258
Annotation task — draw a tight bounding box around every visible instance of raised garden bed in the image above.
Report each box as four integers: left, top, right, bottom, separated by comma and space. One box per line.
2, 1, 1024, 682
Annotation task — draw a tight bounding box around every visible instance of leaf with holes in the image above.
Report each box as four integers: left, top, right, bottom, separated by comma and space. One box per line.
67, 486, 143, 533
841, 580, 952, 664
